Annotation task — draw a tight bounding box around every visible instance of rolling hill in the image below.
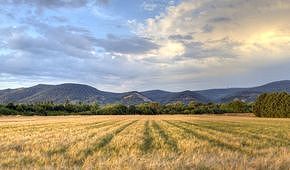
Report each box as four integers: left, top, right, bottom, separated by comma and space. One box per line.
0, 80, 289, 104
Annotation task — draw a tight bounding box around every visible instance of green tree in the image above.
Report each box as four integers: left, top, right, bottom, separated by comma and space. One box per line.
128, 105, 137, 114
90, 102, 100, 114
253, 92, 290, 118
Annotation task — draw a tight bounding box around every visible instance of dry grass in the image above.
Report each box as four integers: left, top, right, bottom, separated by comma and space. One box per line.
0, 115, 289, 169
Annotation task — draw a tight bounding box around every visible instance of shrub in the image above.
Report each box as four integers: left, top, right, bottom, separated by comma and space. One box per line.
253, 92, 290, 118
0, 107, 17, 115
221, 100, 251, 113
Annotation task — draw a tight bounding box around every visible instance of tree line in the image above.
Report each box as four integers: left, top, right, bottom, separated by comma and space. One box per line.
253, 92, 289, 118
0, 100, 251, 116
1, 92, 288, 117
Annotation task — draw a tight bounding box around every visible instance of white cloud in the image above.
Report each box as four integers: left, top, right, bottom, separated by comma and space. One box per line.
129, 0, 290, 77
115, 0, 290, 90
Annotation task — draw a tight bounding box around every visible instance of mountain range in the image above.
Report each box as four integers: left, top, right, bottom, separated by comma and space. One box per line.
0, 80, 289, 105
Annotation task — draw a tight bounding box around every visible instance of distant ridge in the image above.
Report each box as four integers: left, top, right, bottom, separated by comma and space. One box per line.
0, 80, 289, 104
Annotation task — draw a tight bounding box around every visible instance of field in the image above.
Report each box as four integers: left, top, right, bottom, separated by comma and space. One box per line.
0, 115, 289, 169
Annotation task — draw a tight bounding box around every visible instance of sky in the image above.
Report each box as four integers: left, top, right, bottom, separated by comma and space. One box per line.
0, 0, 290, 92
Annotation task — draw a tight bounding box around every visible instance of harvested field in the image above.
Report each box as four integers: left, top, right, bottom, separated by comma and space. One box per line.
0, 115, 289, 169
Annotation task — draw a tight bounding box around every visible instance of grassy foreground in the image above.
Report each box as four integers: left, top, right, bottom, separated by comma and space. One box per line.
0, 115, 289, 169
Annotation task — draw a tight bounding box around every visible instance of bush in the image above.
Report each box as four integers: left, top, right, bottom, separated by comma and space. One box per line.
0, 107, 17, 115
253, 92, 290, 118
220, 100, 251, 113
136, 102, 162, 115
128, 105, 137, 114
90, 102, 100, 114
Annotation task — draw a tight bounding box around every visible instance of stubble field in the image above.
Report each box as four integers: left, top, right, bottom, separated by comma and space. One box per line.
0, 115, 289, 169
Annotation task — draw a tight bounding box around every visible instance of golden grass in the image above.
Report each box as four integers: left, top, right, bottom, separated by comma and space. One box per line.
0, 115, 289, 169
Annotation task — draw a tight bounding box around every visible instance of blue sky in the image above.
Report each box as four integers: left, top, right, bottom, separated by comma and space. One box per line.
0, 0, 290, 92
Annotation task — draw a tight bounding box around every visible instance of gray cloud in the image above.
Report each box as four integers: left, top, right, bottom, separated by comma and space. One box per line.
180, 37, 241, 59
208, 17, 231, 23
2, 22, 99, 59
202, 24, 214, 33
49, 16, 68, 22
0, 22, 156, 91
0, 24, 97, 80
95, 34, 159, 54
169, 34, 193, 41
